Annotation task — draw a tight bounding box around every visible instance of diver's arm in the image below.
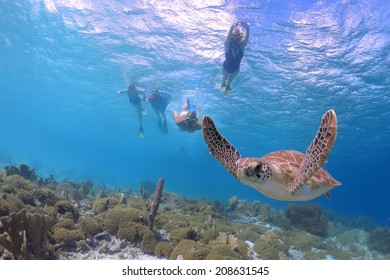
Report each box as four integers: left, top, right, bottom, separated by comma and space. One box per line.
225, 22, 238, 51
173, 111, 181, 124
137, 89, 148, 101
117, 89, 127, 94
241, 22, 250, 49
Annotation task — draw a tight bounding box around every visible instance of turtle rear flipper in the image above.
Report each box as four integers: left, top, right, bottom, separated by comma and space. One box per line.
202, 116, 242, 178
289, 109, 338, 193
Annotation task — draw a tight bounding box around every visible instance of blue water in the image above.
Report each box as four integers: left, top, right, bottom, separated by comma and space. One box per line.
1, 0, 389, 226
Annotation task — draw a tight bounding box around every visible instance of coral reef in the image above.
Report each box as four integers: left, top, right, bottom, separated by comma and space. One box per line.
253, 229, 286, 259
0, 208, 52, 259
138, 179, 156, 199
92, 197, 120, 214
53, 227, 84, 246
54, 200, 79, 221
227, 196, 238, 211
206, 243, 242, 260
4, 163, 37, 181
103, 206, 147, 234
285, 204, 328, 236
283, 228, 324, 259
170, 227, 198, 244
169, 239, 209, 260
154, 242, 173, 258
1, 164, 389, 260
80, 217, 104, 236
367, 227, 390, 254
35, 188, 59, 206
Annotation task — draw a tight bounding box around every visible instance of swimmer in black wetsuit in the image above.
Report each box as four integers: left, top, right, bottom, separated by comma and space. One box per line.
221, 21, 250, 96
118, 82, 148, 139
146, 88, 171, 134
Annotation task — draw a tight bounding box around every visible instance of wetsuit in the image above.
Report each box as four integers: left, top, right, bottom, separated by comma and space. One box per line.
148, 91, 171, 111
127, 92, 141, 105
223, 48, 244, 73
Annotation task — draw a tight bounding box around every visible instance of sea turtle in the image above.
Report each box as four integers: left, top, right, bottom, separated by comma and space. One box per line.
201, 109, 341, 201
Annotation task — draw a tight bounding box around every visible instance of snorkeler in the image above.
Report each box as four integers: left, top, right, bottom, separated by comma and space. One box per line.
146, 88, 171, 134
118, 82, 148, 139
221, 21, 250, 96
173, 99, 202, 133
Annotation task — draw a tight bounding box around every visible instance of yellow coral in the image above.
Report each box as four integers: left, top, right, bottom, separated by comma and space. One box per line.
117, 221, 147, 242
206, 243, 242, 260
79, 217, 104, 236
154, 242, 173, 258
53, 227, 84, 245
170, 239, 209, 260
54, 218, 75, 230
103, 206, 147, 234
170, 227, 198, 244
0, 197, 11, 216
140, 229, 158, 254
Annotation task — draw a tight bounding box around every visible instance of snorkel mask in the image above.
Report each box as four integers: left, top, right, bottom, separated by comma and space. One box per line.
185, 111, 198, 127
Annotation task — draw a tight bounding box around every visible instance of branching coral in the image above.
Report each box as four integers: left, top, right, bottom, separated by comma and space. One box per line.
0, 208, 52, 259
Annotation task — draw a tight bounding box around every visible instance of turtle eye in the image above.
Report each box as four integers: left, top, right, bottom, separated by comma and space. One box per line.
249, 162, 262, 174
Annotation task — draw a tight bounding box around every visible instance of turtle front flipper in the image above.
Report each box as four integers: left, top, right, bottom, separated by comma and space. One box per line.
202, 116, 242, 178
289, 109, 338, 193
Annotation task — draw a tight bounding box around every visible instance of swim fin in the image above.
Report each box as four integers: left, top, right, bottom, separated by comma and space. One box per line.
139, 126, 145, 139
162, 120, 168, 134
220, 83, 226, 91
224, 86, 231, 96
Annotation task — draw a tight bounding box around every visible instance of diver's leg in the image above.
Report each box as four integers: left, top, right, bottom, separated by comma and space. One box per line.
135, 104, 143, 123
161, 111, 168, 134
135, 105, 145, 138
155, 110, 163, 132
221, 67, 229, 90
226, 70, 238, 88
225, 70, 238, 96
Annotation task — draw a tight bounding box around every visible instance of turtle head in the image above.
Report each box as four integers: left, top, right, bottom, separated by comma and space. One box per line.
237, 158, 272, 183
